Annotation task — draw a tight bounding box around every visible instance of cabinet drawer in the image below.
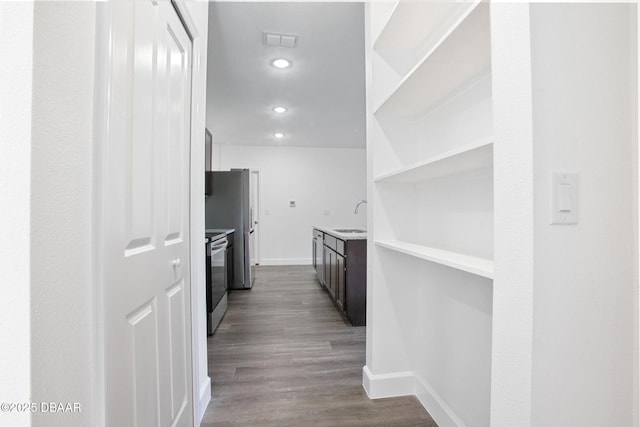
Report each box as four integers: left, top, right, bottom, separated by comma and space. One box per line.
324, 234, 337, 251
314, 229, 323, 239
336, 239, 345, 256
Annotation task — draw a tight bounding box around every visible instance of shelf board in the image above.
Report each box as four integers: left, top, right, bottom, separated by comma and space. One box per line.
374, 138, 493, 184
371, 0, 400, 49
375, 240, 493, 279
373, 1, 478, 76
374, 2, 490, 119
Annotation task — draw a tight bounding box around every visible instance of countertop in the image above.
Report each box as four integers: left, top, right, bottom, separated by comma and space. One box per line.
313, 226, 367, 241
205, 228, 235, 236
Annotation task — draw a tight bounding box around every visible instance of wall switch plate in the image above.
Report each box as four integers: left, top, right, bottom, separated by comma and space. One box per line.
323, 210, 330, 216
550, 171, 578, 225
289, 200, 296, 208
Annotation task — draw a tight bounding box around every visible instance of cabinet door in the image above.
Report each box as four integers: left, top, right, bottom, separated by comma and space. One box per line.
336, 253, 345, 312
312, 237, 317, 270
323, 246, 335, 299
315, 233, 324, 285
225, 245, 234, 288
323, 246, 330, 292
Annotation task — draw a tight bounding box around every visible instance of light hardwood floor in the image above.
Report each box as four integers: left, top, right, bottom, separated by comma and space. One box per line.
201, 265, 436, 426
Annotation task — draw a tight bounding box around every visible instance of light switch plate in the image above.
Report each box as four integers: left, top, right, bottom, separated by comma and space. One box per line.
289, 200, 296, 208
550, 171, 578, 225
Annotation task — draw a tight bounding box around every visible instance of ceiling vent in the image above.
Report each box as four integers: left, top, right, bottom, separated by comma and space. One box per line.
263, 32, 298, 48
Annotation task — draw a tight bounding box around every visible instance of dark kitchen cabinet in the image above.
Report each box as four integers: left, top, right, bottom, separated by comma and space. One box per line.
225, 232, 235, 288
336, 253, 345, 312
323, 245, 336, 299
344, 239, 366, 326
313, 228, 366, 326
313, 229, 324, 286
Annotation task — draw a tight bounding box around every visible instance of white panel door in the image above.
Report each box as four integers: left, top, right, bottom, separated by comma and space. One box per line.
104, 1, 193, 426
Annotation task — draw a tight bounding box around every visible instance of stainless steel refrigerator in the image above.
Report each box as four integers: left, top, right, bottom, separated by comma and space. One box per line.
205, 169, 255, 289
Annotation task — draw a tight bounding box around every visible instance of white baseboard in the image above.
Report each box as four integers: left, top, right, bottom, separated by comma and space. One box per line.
197, 376, 211, 426
362, 365, 414, 399
414, 375, 464, 427
362, 366, 463, 427
259, 258, 312, 266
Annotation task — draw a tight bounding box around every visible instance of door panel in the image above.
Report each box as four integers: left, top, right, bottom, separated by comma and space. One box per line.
165, 24, 188, 245
166, 280, 188, 421
124, 0, 157, 255
127, 300, 160, 427
104, 1, 193, 426
336, 253, 345, 312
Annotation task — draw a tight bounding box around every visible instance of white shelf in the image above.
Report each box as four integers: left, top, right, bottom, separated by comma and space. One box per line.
371, 0, 400, 49
374, 138, 493, 184
373, 1, 479, 76
375, 240, 494, 279
374, 2, 490, 119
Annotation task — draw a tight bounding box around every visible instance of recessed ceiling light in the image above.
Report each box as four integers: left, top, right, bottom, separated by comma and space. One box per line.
271, 58, 291, 69
273, 106, 287, 113
274, 132, 285, 139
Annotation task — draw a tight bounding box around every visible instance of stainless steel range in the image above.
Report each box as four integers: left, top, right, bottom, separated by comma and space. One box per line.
206, 232, 228, 335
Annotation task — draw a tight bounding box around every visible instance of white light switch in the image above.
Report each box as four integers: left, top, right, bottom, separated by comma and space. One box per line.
558, 183, 572, 211
550, 172, 578, 225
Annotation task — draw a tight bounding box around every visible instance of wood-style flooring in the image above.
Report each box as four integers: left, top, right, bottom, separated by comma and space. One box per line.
201, 265, 436, 427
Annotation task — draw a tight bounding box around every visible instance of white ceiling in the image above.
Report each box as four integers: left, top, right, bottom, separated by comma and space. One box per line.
205, 2, 366, 149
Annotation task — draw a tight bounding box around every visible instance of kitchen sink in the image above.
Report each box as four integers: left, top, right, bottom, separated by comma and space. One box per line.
334, 229, 366, 233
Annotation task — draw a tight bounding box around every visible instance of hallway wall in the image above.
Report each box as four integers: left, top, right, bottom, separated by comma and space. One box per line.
0, 3, 35, 427
29, 3, 96, 426
213, 144, 367, 265
1, 2, 210, 426
530, 4, 637, 424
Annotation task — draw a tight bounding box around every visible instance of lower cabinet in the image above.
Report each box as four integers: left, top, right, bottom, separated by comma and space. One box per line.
323, 245, 336, 299
313, 229, 324, 284
313, 228, 366, 326
344, 240, 366, 326
336, 253, 345, 312
225, 232, 234, 288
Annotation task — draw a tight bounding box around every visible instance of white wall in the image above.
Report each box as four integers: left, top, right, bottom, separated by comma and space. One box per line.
490, 4, 535, 425
530, 4, 636, 425
0, 2, 210, 426
213, 144, 367, 265
0, 3, 34, 426
29, 3, 96, 426
182, 2, 211, 424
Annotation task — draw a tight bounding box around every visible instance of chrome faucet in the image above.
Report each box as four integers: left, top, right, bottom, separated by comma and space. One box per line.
354, 200, 367, 214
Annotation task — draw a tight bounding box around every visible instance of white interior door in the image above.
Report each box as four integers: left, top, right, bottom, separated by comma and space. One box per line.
104, 1, 193, 425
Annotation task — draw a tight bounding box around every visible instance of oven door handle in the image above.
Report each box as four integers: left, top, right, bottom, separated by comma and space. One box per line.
210, 239, 228, 252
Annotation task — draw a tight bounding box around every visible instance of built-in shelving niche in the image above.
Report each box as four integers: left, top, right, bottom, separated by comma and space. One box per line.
374, 162, 494, 271
367, 1, 495, 424
374, 1, 490, 117
371, 1, 492, 180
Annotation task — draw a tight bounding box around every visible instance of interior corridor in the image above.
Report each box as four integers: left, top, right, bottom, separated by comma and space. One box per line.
201, 265, 435, 426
